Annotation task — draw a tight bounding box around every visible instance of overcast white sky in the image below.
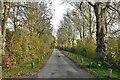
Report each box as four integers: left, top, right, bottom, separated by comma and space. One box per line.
51, 0, 74, 37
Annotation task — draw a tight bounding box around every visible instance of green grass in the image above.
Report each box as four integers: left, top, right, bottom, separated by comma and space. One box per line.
62, 50, 120, 79
0, 66, 2, 78
2, 50, 53, 78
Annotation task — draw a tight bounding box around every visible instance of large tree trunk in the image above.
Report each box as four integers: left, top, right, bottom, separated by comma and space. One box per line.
2, 2, 7, 56
94, 3, 107, 63
0, 1, 3, 65
2, 2, 10, 56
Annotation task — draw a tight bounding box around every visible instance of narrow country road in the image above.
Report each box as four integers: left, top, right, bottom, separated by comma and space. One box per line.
37, 49, 95, 78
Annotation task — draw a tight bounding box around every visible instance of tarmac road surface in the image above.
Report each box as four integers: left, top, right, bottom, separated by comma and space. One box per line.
37, 49, 95, 78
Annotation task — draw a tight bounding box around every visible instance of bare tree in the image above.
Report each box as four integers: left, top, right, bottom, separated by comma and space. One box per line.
0, 0, 3, 65
2, 2, 10, 56
64, 1, 119, 63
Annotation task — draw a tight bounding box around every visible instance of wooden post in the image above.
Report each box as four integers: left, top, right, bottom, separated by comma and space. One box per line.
41, 56, 43, 60
37, 58, 40, 63
76, 56, 78, 60
31, 62, 35, 68
89, 62, 93, 67
90, 62, 93, 65
108, 69, 112, 78
81, 58, 84, 63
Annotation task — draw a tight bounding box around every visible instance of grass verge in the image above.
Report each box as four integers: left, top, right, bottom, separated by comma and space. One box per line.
0, 66, 1, 78
2, 49, 53, 78
62, 50, 120, 79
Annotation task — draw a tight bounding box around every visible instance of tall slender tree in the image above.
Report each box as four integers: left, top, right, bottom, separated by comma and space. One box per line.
2, 2, 10, 56
0, 0, 3, 65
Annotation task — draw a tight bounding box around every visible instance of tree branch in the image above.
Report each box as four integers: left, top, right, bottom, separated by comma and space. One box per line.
79, 2, 83, 10
108, 5, 120, 15
88, 2, 94, 8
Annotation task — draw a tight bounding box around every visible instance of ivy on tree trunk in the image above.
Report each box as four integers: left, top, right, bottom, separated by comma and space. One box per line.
94, 3, 108, 63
